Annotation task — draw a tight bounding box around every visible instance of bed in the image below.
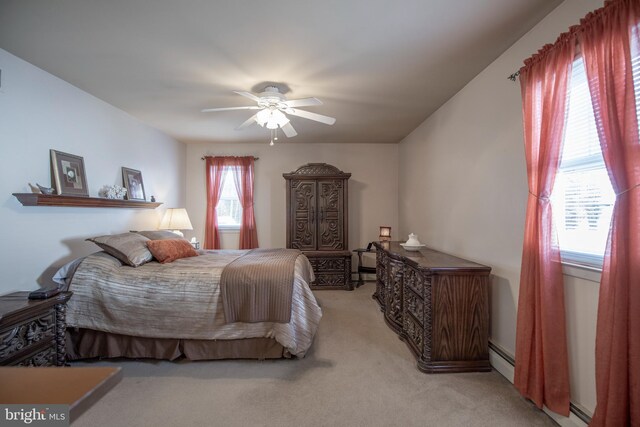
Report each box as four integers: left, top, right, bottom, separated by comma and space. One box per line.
55, 244, 322, 362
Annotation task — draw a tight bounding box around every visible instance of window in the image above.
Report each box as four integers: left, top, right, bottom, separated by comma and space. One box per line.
216, 168, 242, 228
551, 57, 616, 267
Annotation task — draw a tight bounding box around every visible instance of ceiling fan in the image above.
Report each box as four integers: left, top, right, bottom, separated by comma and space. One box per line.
201, 86, 336, 141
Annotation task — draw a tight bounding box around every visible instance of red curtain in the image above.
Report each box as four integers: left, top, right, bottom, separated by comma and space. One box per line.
204, 156, 259, 250
230, 157, 259, 249
578, 1, 640, 425
514, 35, 575, 416
204, 157, 226, 249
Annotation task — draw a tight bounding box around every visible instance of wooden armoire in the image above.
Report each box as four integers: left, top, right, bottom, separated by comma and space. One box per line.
284, 163, 352, 290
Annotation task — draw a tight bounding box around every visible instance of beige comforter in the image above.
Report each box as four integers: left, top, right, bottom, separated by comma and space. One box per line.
66, 250, 321, 357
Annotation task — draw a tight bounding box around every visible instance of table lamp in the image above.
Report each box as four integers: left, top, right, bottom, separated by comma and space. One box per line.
159, 208, 193, 237
379, 226, 391, 242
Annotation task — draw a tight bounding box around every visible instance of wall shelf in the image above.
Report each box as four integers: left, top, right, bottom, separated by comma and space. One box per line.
12, 193, 162, 209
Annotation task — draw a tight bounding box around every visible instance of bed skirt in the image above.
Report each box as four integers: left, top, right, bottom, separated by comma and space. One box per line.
66, 328, 287, 361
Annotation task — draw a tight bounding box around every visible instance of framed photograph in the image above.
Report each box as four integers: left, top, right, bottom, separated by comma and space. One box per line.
50, 150, 89, 197
122, 167, 146, 201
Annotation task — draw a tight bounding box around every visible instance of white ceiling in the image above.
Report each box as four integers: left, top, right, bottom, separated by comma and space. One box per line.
0, 0, 561, 144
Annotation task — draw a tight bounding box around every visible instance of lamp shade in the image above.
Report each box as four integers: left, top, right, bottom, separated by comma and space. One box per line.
255, 108, 271, 126
159, 208, 193, 231
379, 226, 391, 242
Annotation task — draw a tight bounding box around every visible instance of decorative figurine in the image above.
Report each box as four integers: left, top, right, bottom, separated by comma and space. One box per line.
98, 185, 127, 199
150, 195, 156, 202
35, 183, 56, 195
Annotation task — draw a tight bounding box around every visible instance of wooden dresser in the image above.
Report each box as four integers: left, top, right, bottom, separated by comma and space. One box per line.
0, 291, 72, 366
373, 242, 490, 373
284, 163, 352, 290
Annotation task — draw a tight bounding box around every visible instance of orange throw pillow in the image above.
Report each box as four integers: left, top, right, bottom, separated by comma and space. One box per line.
147, 239, 198, 264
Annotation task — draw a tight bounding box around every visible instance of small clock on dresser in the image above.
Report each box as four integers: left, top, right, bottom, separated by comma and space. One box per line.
0, 291, 72, 366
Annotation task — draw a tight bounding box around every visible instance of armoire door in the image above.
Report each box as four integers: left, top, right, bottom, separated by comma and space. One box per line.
317, 179, 345, 250
289, 180, 317, 250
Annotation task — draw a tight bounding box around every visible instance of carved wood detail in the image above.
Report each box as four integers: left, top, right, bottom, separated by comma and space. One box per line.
290, 180, 316, 250
405, 287, 424, 327
306, 255, 352, 290
424, 274, 433, 362
284, 163, 351, 290
0, 312, 55, 359
373, 250, 387, 309
316, 257, 345, 271
318, 181, 344, 250
385, 259, 404, 330
403, 311, 424, 355
287, 163, 346, 176
55, 304, 67, 366
314, 274, 346, 287
0, 292, 72, 367
17, 346, 57, 367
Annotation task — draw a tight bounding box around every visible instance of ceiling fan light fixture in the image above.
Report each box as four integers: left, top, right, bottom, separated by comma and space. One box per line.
273, 110, 289, 127
255, 108, 271, 126
203, 88, 334, 140
258, 109, 290, 129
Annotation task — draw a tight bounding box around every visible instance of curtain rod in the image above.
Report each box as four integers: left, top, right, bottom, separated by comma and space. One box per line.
201, 156, 259, 160
508, 71, 520, 81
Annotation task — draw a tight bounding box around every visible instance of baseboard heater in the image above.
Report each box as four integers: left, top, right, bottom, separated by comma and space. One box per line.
488, 340, 592, 425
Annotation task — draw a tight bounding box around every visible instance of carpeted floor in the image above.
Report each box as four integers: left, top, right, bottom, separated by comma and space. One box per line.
72, 283, 554, 427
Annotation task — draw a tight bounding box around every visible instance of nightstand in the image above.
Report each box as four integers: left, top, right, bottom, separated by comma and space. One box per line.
0, 291, 72, 366
353, 243, 377, 287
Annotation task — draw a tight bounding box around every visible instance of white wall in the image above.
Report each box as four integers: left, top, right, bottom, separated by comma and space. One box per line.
185, 142, 398, 264
397, 0, 602, 417
0, 49, 186, 294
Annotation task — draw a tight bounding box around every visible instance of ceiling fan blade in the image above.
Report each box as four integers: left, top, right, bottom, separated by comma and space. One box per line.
201, 106, 261, 113
281, 122, 298, 138
236, 114, 258, 130
233, 91, 262, 103
286, 108, 336, 125
283, 97, 323, 108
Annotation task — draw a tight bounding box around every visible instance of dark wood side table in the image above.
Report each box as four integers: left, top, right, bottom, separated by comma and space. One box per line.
353, 243, 377, 287
0, 291, 72, 366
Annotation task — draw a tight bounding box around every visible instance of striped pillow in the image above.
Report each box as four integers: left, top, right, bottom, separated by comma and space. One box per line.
87, 232, 153, 267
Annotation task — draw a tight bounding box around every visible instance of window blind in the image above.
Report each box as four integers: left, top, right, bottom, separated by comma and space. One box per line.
551, 57, 615, 266
217, 167, 243, 227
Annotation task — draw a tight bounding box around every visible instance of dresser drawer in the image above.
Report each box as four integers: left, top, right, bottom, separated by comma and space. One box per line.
0, 311, 56, 361
404, 265, 429, 298
384, 259, 404, 331
403, 313, 424, 356
311, 257, 346, 272
305, 252, 352, 290
314, 273, 347, 288
374, 251, 387, 308
404, 287, 425, 327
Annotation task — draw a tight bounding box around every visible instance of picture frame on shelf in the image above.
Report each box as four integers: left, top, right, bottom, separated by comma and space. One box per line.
50, 150, 89, 197
121, 167, 146, 201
